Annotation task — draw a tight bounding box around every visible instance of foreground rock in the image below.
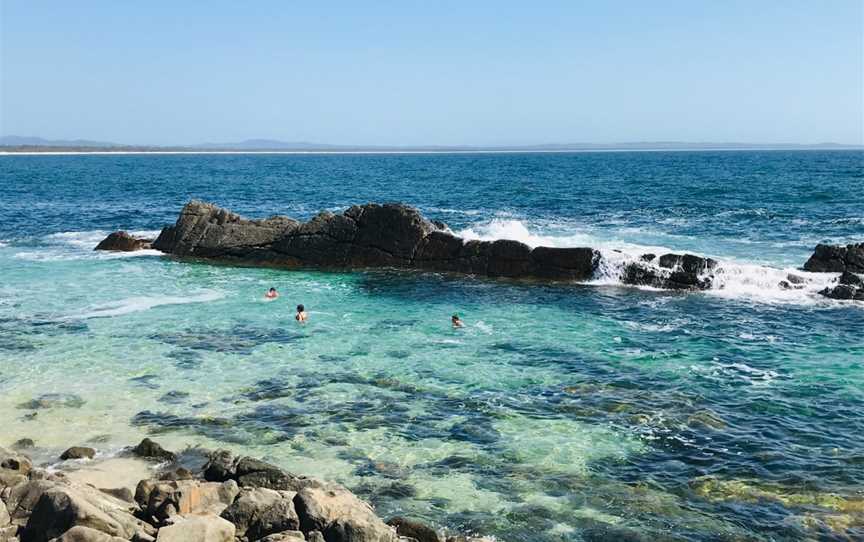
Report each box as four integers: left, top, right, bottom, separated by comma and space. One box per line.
94, 232, 152, 252
803, 242, 864, 273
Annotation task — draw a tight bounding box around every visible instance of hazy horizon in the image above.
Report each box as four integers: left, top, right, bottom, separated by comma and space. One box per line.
1, 1, 862, 146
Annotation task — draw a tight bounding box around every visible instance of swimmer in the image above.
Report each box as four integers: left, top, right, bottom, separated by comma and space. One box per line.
264, 287, 279, 299
451, 314, 464, 328
295, 304, 308, 322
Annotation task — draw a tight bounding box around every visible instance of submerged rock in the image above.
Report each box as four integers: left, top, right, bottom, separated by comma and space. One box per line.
94, 231, 152, 252
17, 394, 85, 411
803, 242, 864, 273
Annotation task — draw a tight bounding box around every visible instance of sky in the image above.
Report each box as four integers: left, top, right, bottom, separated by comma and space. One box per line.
1, 1, 862, 146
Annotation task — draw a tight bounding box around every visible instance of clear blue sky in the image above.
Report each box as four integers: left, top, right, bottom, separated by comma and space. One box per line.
1, 1, 862, 146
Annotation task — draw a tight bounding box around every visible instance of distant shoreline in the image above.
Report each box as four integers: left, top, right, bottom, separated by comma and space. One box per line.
2, 146, 862, 156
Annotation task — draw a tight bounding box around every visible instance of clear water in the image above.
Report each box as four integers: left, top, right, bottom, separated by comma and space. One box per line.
1, 151, 862, 541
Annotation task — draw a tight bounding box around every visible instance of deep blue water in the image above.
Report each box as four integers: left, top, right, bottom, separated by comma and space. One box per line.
0, 151, 862, 541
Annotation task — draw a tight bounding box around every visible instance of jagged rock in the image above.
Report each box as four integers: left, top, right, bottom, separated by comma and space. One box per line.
622, 253, 716, 290
154, 515, 235, 542
130, 439, 176, 463
220, 487, 299, 541
202, 450, 237, 483
134, 479, 239, 524
60, 448, 95, 461
0, 500, 9, 526
819, 271, 864, 301
294, 485, 397, 542
0, 448, 32, 476
386, 517, 441, 542
47, 525, 127, 542
94, 232, 152, 252
0, 524, 17, 542
803, 242, 864, 273
144, 201, 601, 285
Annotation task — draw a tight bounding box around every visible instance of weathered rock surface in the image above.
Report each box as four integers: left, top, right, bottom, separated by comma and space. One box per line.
60, 448, 95, 461
148, 201, 602, 283
819, 271, 864, 301
803, 242, 864, 273
94, 232, 152, 252
203, 450, 318, 492
47, 525, 128, 542
0, 448, 32, 476
294, 485, 397, 542
134, 479, 239, 525
220, 487, 298, 541
153, 515, 234, 542
258, 531, 306, 541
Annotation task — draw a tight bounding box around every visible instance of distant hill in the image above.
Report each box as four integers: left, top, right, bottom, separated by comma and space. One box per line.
1, 135, 861, 153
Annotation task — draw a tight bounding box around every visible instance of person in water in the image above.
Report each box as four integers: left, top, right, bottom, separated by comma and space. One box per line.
264, 287, 278, 299
452, 314, 464, 328
296, 304, 308, 322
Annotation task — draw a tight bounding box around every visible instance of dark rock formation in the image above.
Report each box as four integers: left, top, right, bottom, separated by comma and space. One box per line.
59, 448, 95, 461
622, 253, 717, 290
148, 201, 600, 281
202, 450, 319, 493
803, 242, 864, 273
386, 517, 442, 542
129, 440, 176, 464
819, 271, 864, 301
94, 232, 152, 252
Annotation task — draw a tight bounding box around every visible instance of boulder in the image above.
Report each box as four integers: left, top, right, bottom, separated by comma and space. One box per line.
220, 487, 299, 541
386, 517, 442, 542
0, 448, 32, 476
59, 448, 95, 461
22, 483, 150, 542
803, 242, 864, 273
622, 253, 716, 290
294, 485, 397, 542
94, 231, 152, 252
135, 479, 239, 525
154, 515, 235, 542
47, 525, 127, 542
202, 450, 237, 483
130, 439, 176, 463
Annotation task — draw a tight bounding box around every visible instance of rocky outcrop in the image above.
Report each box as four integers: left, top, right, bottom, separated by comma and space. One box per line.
149, 201, 602, 282
803, 243, 864, 273
153, 515, 234, 542
621, 253, 717, 290
202, 450, 319, 493
94, 232, 152, 252
819, 271, 864, 301
220, 487, 299, 541
294, 485, 397, 542
128, 440, 175, 464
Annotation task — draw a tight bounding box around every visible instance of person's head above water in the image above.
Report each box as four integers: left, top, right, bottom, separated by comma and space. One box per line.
269, 288, 276, 293
452, 314, 460, 321
297, 304, 305, 312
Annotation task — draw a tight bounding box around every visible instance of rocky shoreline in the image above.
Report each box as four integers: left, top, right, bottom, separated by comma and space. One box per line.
1, 439, 480, 542
96, 201, 864, 301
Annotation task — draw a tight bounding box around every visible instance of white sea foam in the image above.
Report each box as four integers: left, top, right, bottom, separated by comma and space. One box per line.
15, 230, 164, 262
456, 218, 851, 306
72, 291, 224, 319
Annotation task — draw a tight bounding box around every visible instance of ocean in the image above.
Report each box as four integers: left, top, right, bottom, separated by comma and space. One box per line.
1, 150, 862, 541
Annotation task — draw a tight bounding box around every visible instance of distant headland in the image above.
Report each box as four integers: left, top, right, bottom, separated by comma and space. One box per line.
1, 136, 861, 154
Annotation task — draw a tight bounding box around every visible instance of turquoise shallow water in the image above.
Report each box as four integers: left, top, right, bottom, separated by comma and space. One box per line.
0, 151, 863, 541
